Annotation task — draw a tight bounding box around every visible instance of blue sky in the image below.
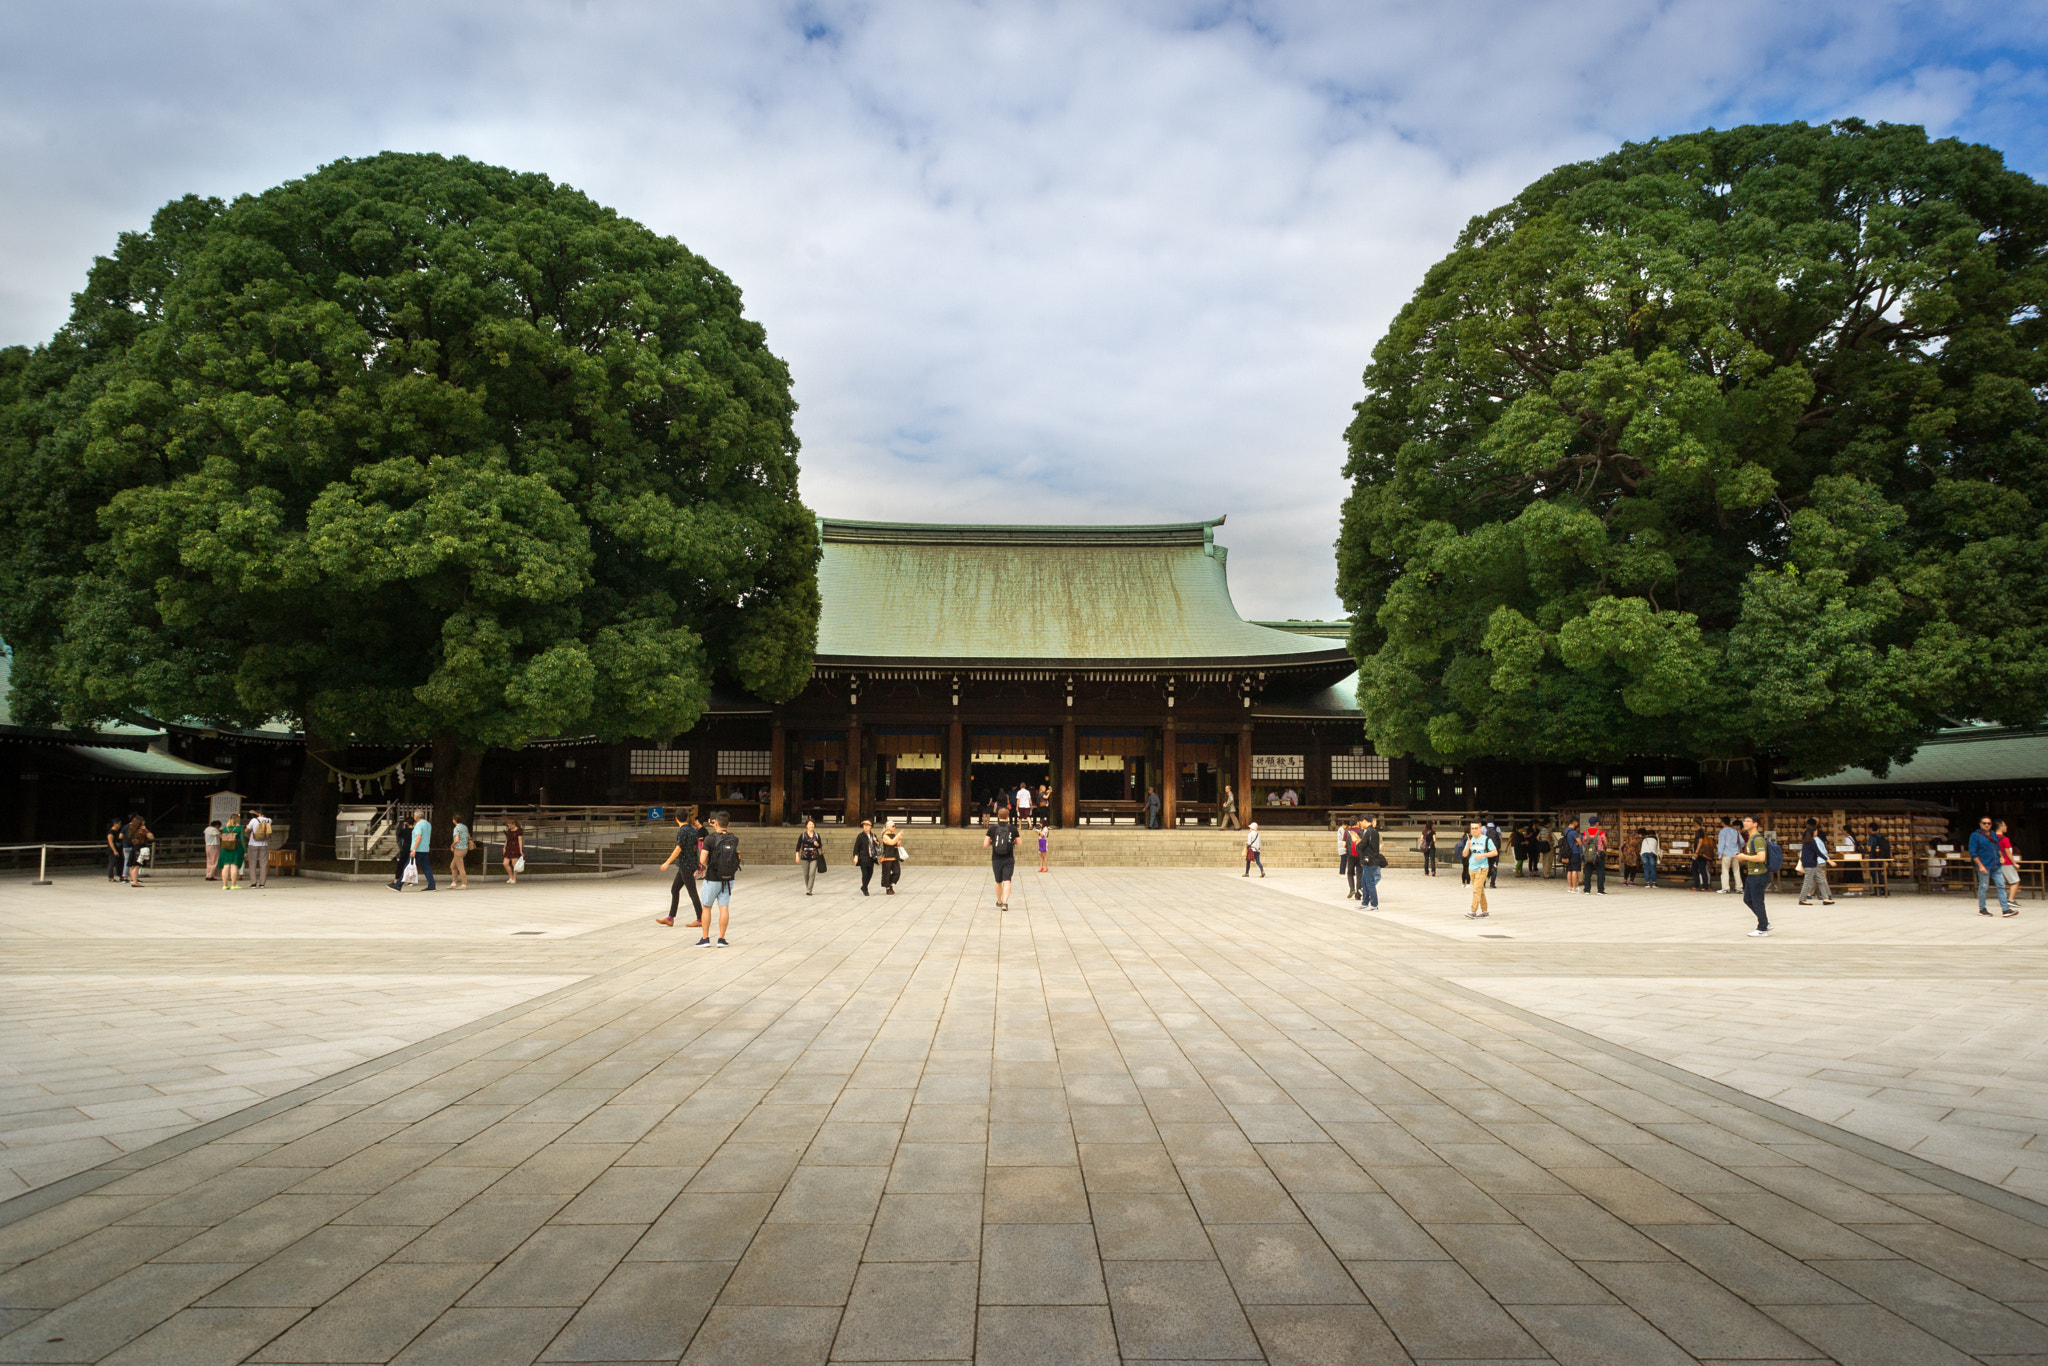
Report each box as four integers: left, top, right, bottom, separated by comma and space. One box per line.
4, 0, 2046, 618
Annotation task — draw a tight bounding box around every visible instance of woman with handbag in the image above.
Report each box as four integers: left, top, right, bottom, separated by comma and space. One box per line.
1242, 823, 1263, 877
503, 817, 525, 885
796, 819, 824, 895
879, 821, 904, 894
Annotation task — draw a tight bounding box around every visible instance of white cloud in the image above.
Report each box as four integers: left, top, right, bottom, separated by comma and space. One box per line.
3, 0, 2046, 618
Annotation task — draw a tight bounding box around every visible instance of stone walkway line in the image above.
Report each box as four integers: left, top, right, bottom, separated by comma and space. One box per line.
2, 866, 2047, 1363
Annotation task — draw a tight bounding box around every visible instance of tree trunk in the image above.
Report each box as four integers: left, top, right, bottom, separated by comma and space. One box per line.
432, 736, 486, 845
292, 730, 343, 864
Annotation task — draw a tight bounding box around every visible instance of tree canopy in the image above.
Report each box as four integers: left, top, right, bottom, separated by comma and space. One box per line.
0, 152, 818, 834
1337, 120, 2048, 778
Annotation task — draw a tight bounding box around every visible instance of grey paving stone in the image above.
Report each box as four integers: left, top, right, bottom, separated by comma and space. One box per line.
1732, 1163, 1926, 1223
983, 1167, 1088, 1223
96, 1306, 304, 1366
1297, 1194, 1446, 1261
686, 1143, 804, 1193
1427, 1224, 1614, 1305
1091, 1193, 1213, 1260
1601, 1140, 1761, 1195
390, 1191, 573, 1263
248, 1262, 490, 1362
801, 1121, 903, 1165
0, 1223, 197, 1310
200, 1223, 420, 1306
1821, 1257, 2048, 1355
387, 1306, 573, 1366
330, 1162, 501, 1226
540, 1260, 726, 1361
1585, 1260, 1827, 1358
728, 1103, 832, 1145
1242, 1303, 1407, 1365
1208, 1224, 1363, 1305
1157, 1123, 1262, 1167
833, 1261, 978, 1361
765, 1165, 885, 1224
1322, 1122, 1445, 1168
988, 1122, 1077, 1167
720, 1224, 865, 1305
1182, 1167, 1301, 1224
1373, 1166, 1517, 1225
118, 1167, 309, 1227
493, 1142, 632, 1195
1694, 1190, 1894, 1260
980, 1224, 1105, 1305
628, 1192, 776, 1262
867, 1194, 982, 1262
0, 1262, 245, 1364
1495, 1193, 1671, 1262
1102, 1260, 1260, 1360
886, 1144, 986, 1194
1077, 1142, 1182, 1193
1765, 1303, 1978, 1365
1508, 1302, 1696, 1365
901, 1105, 987, 1144
1639, 1222, 1865, 1305
153, 1195, 361, 1266
460, 1224, 642, 1307
287, 1142, 451, 1195
975, 1304, 1118, 1365
1850, 1220, 2048, 1301
1070, 1104, 1160, 1144
553, 1165, 693, 1224
1346, 1261, 1542, 1360
679, 1304, 840, 1365
435, 1121, 575, 1168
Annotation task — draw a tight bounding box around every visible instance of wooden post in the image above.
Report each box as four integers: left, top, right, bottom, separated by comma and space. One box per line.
1061, 720, 1077, 828
844, 723, 862, 825
947, 721, 964, 827
769, 723, 786, 826
1162, 724, 1178, 828
1238, 723, 1253, 817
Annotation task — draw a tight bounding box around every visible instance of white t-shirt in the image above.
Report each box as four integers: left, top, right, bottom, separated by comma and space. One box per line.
204, 826, 221, 849
247, 817, 272, 847
1015, 787, 1032, 811
1641, 836, 1658, 857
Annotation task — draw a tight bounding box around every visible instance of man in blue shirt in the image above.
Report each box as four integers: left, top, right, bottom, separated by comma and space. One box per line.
411, 816, 436, 891
1968, 816, 2009, 917
1715, 817, 1742, 894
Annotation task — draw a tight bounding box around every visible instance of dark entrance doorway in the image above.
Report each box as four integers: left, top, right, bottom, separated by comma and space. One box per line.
969, 728, 1053, 824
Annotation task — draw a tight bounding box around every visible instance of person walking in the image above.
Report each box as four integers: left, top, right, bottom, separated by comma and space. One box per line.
696, 810, 741, 946
218, 812, 245, 891
985, 813, 1017, 911
1968, 815, 2011, 917
1561, 821, 1581, 891
1220, 784, 1240, 830
1716, 816, 1741, 893
879, 820, 904, 894
1581, 819, 1608, 894
796, 819, 823, 895
105, 816, 128, 882
389, 815, 413, 891
1037, 779, 1053, 826
203, 819, 222, 881
656, 809, 705, 927
449, 818, 471, 888
1037, 822, 1050, 873
1358, 815, 1383, 910
1484, 817, 1502, 888
1015, 783, 1034, 827
410, 812, 436, 891
502, 817, 524, 885
1243, 822, 1264, 877
1465, 820, 1496, 919
1998, 819, 2022, 918
1339, 821, 1358, 899
1143, 786, 1162, 829
246, 808, 273, 888
1690, 826, 1712, 891
1737, 815, 1772, 936
1798, 822, 1835, 906
1867, 823, 1893, 895
1420, 821, 1437, 877
1640, 829, 1660, 889
853, 819, 878, 895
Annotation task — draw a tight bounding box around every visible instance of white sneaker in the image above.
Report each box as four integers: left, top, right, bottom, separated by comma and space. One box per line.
1716, 889, 1729, 894
1747, 929, 1769, 937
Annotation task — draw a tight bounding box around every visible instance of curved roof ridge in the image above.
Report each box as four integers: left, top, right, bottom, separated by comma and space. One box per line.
820, 517, 1226, 548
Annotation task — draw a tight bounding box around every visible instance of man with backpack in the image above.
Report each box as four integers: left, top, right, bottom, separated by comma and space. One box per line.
697, 811, 741, 946
985, 812, 1018, 911
1580, 818, 1608, 894
1736, 814, 1773, 936
246, 808, 274, 888
1357, 815, 1383, 910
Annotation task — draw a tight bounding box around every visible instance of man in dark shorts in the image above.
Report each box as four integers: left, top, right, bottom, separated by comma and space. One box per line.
985, 810, 1018, 911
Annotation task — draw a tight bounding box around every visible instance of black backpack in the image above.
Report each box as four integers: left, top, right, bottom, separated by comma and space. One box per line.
1764, 837, 1784, 876
991, 824, 1016, 856
705, 832, 741, 881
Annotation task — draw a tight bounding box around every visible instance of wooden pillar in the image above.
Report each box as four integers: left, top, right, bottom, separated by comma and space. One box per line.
769, 722, 786, 827
1162, 723, 1178, 828
844, 722, 862, 824
1238, 722, 1253, 817
947, 721, 964, 827
1061, 720, 1077, 828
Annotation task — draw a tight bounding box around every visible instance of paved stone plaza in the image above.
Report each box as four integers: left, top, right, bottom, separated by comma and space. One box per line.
4, 862, 2048, 1363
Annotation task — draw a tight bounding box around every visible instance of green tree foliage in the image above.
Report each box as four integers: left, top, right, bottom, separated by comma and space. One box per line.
1338, 120, 2048, 778
0, 152, 818, 838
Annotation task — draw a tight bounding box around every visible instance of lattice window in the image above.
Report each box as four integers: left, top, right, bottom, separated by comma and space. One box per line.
1330, 754, 1388, 782
630, 749, 689, 776
717, 750, 772, 777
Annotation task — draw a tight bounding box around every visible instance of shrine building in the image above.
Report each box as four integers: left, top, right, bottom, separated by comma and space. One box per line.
587, 516, 1390, 826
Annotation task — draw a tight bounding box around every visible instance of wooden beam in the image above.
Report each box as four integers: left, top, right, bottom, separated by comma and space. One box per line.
1162, 723, 1178, 828
769, 722, 786, 827
1061, 720, 1077, 828
947, 720, 964, 827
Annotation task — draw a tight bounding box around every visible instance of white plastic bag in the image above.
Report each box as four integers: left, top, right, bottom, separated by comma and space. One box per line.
401, 860, 420, 885
513, 856, 526, 873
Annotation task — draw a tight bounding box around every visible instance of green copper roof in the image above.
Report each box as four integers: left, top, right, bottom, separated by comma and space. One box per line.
815, 518, 1353, 669
1781, 725, 2048, 788
64, 745, 230, 783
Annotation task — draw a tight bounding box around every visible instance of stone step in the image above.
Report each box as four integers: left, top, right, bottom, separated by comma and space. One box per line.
615, 824, 1463, 869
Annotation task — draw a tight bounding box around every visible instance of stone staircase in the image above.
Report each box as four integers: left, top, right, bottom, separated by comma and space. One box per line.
616, 824, 1440, 870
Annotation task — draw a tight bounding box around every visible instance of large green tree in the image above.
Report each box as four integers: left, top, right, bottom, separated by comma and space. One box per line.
1339, 120, 2048, 780
0, 152, 818, 844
